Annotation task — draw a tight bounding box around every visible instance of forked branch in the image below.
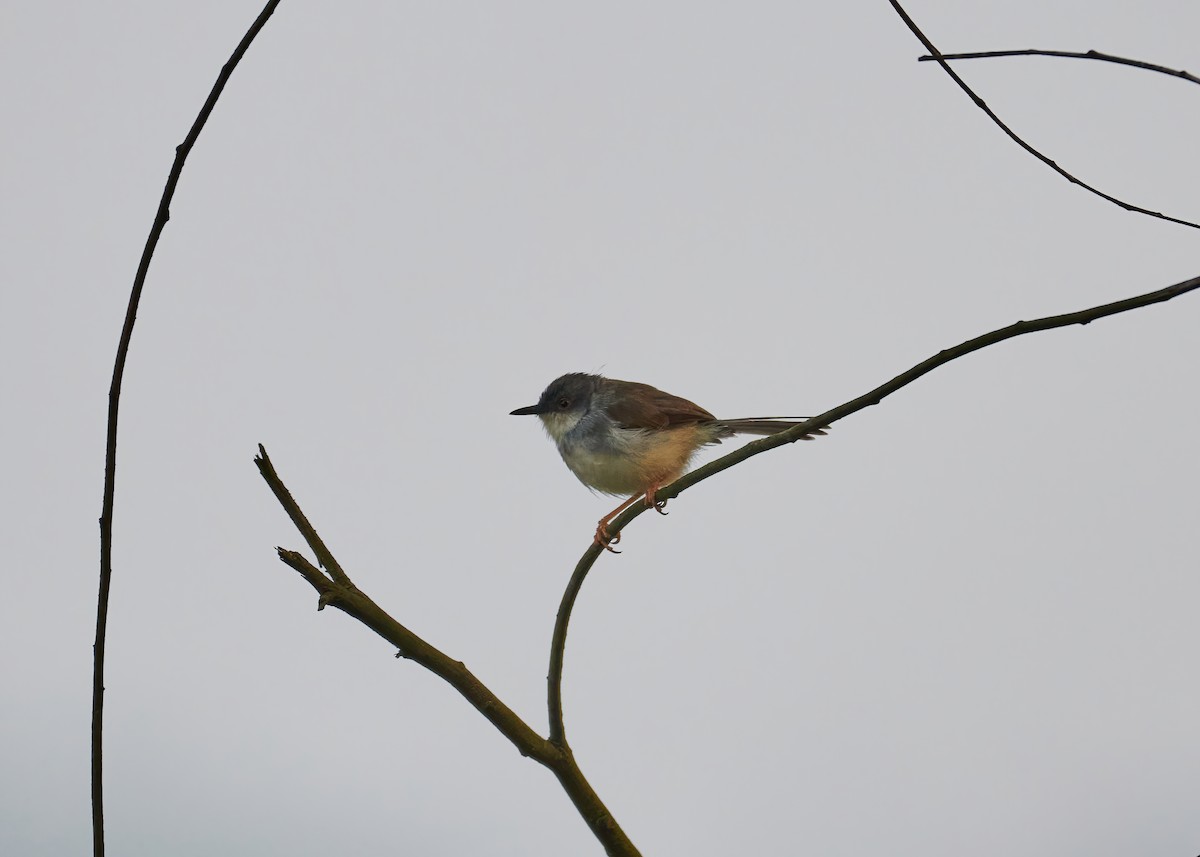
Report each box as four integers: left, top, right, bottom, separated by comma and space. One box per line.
262, 273, 1198, 854
888, 0, 1200, 230
255, 446, 642, 857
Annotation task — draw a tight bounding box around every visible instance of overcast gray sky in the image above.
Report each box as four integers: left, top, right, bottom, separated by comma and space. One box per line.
2, 2, 1198, 855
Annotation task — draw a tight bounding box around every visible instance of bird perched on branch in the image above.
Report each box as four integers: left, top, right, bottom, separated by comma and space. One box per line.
511, 373, 826, 551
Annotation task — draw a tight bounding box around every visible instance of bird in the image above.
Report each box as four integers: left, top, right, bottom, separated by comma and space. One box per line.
510, 372, 826, 551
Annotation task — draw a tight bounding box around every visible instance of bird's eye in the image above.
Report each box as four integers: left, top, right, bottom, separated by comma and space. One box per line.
557, 398, 571, 409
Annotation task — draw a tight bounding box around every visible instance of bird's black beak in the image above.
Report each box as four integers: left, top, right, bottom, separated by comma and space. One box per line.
510, 404, 542, 416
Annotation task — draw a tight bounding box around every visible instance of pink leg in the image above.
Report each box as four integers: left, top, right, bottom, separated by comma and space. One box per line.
595, 493, 644, 553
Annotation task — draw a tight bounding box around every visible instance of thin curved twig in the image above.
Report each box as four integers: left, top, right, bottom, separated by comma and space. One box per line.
887, 0, 1200, 231
548, 545, 605, 746
93, 4, 283, 856
256, 446, 642, 857
917, 49, 1200, 87
546, 272, 1200, 741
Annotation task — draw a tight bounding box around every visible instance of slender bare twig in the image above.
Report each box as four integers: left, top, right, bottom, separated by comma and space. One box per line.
93, 4, 282, 855
548, 546, 604, 746
545, 272, 1200, 737
887, 0, 1200, 231
918, 49, 1200, 87
255, 446, 642, 857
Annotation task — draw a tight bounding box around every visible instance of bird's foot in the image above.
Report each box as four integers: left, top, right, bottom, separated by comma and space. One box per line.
644, 485, 669, 516
594, 520, 622, 553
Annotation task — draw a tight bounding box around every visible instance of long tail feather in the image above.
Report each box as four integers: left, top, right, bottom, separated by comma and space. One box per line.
716, 418, 829, 439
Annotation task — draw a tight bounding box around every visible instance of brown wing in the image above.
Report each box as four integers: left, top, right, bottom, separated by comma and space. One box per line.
604, 379, 716, 429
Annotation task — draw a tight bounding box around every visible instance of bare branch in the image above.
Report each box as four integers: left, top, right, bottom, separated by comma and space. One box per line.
255, 444, 350, 584
887, 1, 1200, 230
255, 447, 643, 857
264, 273, 1198, 853
93, 4, 282, 855
545, 272, 1200, 738
917, 48, 1200, 87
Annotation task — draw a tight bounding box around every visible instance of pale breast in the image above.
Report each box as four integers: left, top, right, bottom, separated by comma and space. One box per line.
557, 422, 714, 496
557, 440, 650, 495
